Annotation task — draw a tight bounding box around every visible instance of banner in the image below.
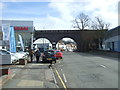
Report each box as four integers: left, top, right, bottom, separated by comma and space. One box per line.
2, 24, 10, 41
18, 34, 24, 51
10, 26, 16, 53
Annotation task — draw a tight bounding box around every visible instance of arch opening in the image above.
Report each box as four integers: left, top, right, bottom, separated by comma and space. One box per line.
33, 38, 52, 52
56, 38, 77, 52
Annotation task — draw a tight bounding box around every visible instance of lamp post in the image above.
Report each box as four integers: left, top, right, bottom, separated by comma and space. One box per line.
31, 32, 33, 49
31, 27, 34, 49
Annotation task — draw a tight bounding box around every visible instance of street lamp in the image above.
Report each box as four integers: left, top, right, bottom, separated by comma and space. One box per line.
31, 27, 35, 49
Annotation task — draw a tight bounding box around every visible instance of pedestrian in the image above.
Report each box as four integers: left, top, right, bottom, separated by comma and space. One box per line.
35, 48, 41, 63
28, 49, 34, 62
48, 61, 52, 68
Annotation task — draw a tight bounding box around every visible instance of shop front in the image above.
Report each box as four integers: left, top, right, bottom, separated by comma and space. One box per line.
1, 20, 34, 51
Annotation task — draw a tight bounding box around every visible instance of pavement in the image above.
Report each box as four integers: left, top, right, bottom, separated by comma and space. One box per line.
0, 61, 58, 89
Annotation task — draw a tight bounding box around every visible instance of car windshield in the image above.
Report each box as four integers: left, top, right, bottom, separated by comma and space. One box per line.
55, 51, 60, 52
44, 50, 55, 55
0, 50, 10, 55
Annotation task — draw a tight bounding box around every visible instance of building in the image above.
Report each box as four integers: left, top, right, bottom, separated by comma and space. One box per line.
102, 26, 120, 52
0, 20, 34, 51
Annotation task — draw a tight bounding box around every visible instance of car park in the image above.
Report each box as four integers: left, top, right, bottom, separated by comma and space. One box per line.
54, 50, 63, 59
42, 49, 56, 63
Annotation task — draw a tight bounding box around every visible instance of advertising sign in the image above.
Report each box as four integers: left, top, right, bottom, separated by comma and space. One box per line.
10, 26, 16, 53
2, 24, 10, 40
14, 27, 28, 30
18, 34, 24, 51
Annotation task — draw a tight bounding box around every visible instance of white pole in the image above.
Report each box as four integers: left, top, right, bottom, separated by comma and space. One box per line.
31, 27, 34, 49
31, 33, 33, 49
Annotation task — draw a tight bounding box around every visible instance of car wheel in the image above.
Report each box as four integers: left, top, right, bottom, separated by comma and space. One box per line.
60, 57, 62, 59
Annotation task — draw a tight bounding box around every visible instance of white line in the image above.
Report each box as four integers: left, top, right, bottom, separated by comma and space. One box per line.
100, 65, 106, 68
50, 67, 57, 85
55, 68, 67, 89
31, 64, 50, 66
63, 73, 67, 83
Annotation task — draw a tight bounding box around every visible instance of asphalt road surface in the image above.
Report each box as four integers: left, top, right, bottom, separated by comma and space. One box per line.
53, 52, 118, 88
2, 63, 57, 88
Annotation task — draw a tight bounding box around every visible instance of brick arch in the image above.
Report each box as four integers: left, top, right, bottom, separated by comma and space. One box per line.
34, 30, 106, 52
56, 36, 78, 44
34, 30, 81, 51
34, 37, 53, 44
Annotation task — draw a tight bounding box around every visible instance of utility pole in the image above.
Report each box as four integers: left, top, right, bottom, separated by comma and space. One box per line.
31, 27, 34, 49
31, 32, 33, 49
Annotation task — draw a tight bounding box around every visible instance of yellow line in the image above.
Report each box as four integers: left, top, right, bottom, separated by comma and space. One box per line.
55, 68, 67, 90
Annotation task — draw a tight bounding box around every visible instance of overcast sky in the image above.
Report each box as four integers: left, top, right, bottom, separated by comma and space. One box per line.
1, 0, 119, 30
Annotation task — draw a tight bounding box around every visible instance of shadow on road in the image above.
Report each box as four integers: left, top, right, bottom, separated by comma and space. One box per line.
75, 51, 119, 61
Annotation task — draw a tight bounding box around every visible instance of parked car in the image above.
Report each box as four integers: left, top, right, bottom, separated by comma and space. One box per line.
14, 51, 28, 60
54, 50, 63, 59
0, 49, 19, 64
42, 49, 56, 63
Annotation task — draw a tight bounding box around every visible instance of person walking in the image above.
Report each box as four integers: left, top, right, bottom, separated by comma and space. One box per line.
28, 49, 34, 62
35, 48, 41, 63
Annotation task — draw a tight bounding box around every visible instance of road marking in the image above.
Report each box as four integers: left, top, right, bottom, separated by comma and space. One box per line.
50, 67, 59, 88
100, 65, 106, 68
55, 68, 67, 90
50, 67, 57, 84
31, 64, 50, 66
63, 73, 67, 83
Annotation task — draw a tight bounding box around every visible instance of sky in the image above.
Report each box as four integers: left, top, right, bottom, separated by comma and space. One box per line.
0, 0, 119, 30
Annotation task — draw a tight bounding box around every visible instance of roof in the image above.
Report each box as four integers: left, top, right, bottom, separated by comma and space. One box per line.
108, 25, 120, 31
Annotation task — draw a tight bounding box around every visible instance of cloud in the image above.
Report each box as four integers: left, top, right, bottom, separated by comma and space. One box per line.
2, 0, 48, 2
34, 15, 72, 30
0, 2, 6, 10
2, 0, 119, 30
0, 2, 6, 20
2, 0, 89, 3
48, 2, 73, 21
86, 0, 118, 28
48, 0, 119, 29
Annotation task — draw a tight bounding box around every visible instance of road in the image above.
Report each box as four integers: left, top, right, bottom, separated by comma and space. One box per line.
1, 52, 118, 89
53, 52, 118, 88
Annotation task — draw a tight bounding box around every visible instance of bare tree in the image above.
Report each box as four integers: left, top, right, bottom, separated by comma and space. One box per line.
90, 21, 98, 30
90, 17, 110, 49
91, 17, 110, 30
73, 13, 90, 30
